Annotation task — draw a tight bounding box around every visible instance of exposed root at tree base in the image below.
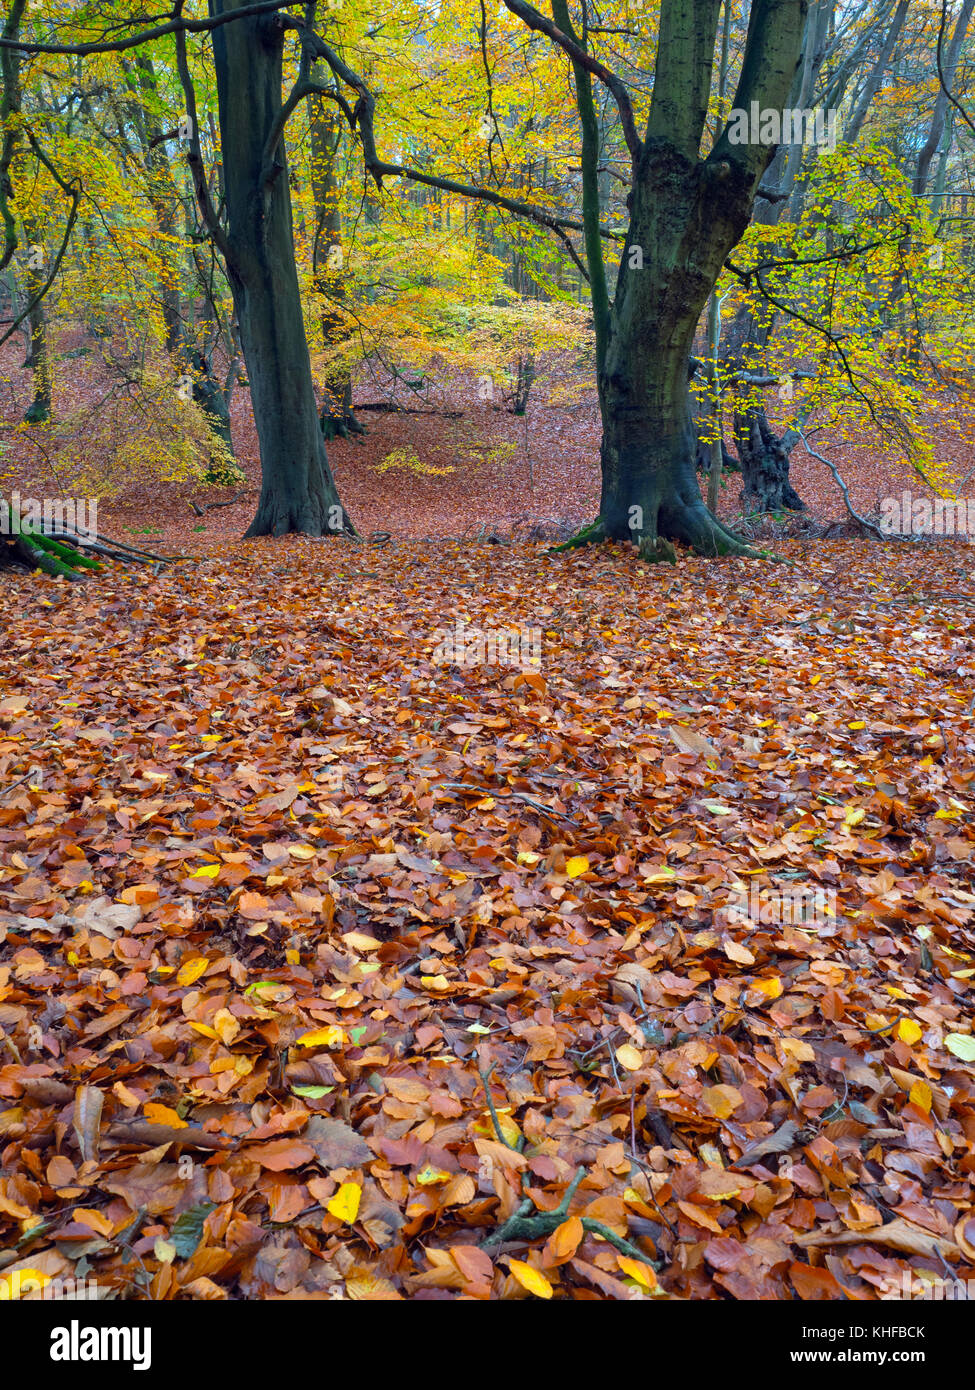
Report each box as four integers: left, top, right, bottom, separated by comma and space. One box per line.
550, 511, 788, 563
639, 536, 677, 564
548, 518, 607, 552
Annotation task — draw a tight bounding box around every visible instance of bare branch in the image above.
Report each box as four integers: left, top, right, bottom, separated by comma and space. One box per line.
0, 131, 80, 352
0, 0, 297, 55
173, 12, 234, 267
499, 0, 642, 166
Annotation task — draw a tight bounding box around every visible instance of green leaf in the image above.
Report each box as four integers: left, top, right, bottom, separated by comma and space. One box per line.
168, 1201, 215, 1259
291, 1085, 335, 1099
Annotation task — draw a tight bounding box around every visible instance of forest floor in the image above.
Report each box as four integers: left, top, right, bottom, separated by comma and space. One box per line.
1, 527, 974, 1300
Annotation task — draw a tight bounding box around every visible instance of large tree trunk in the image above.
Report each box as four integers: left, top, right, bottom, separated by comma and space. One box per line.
211, 0, 352, 537
539, 0, 806, 558
595, 151, 764, 556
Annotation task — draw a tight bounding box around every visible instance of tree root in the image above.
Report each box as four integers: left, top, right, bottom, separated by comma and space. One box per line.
638, 536, 677, 564
674, 506, 788, 561
481, 1164, 659, 1266
548, 518, 607, 552
476, 1065, 659, 1269
188, 489, 248, 517
547, 510, 788, 563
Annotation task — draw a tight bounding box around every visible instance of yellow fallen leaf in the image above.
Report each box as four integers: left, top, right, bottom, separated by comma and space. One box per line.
617, 1255, 657, 1290
848, 721, 866, 730
508, 1259, 553, 1299
909, 1080, 932, 1113
212, 1008, 240, 1045
296, 1026, 346, 1048
342, 932, 382, 951
473, 1111, 522, 1147
565, 855, 590, 879
190, 863, 221, 879
420, 974, 450, 991
188, 1021, 218, 1039
327, 1182, 361, 1224
517, 850, 540, 865
642, 866, 676, 883
615, 1043, 644, 1071
844, 807, 866, 828
752, 977, 783, 999
176, 957, 210, 987
416, 1163, 452, 1186
897, 1018, 922, 1045
143, 1103, 186, 1129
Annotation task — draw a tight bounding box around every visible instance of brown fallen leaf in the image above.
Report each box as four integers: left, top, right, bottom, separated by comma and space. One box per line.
303, 1116, 372, 1169
238, 1138, 317, 1171
793, 1218, 961, 1260
72, 1084, 103, 1164
735, 1120, 799, 1167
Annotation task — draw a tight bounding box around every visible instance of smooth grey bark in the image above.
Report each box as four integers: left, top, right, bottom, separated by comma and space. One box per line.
591, 0, 808, 554
209, 0, 351, 536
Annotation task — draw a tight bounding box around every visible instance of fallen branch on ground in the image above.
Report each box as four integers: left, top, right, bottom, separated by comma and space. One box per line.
188, 489, 248, 516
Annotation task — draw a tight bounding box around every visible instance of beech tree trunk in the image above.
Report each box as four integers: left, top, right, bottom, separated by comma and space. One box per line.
539, 0, 808, 557
597, 150, 771, 555
211, 0, 351, 537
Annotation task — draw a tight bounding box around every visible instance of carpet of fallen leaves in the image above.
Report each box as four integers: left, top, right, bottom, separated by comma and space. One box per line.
1, 534, 974, 1302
